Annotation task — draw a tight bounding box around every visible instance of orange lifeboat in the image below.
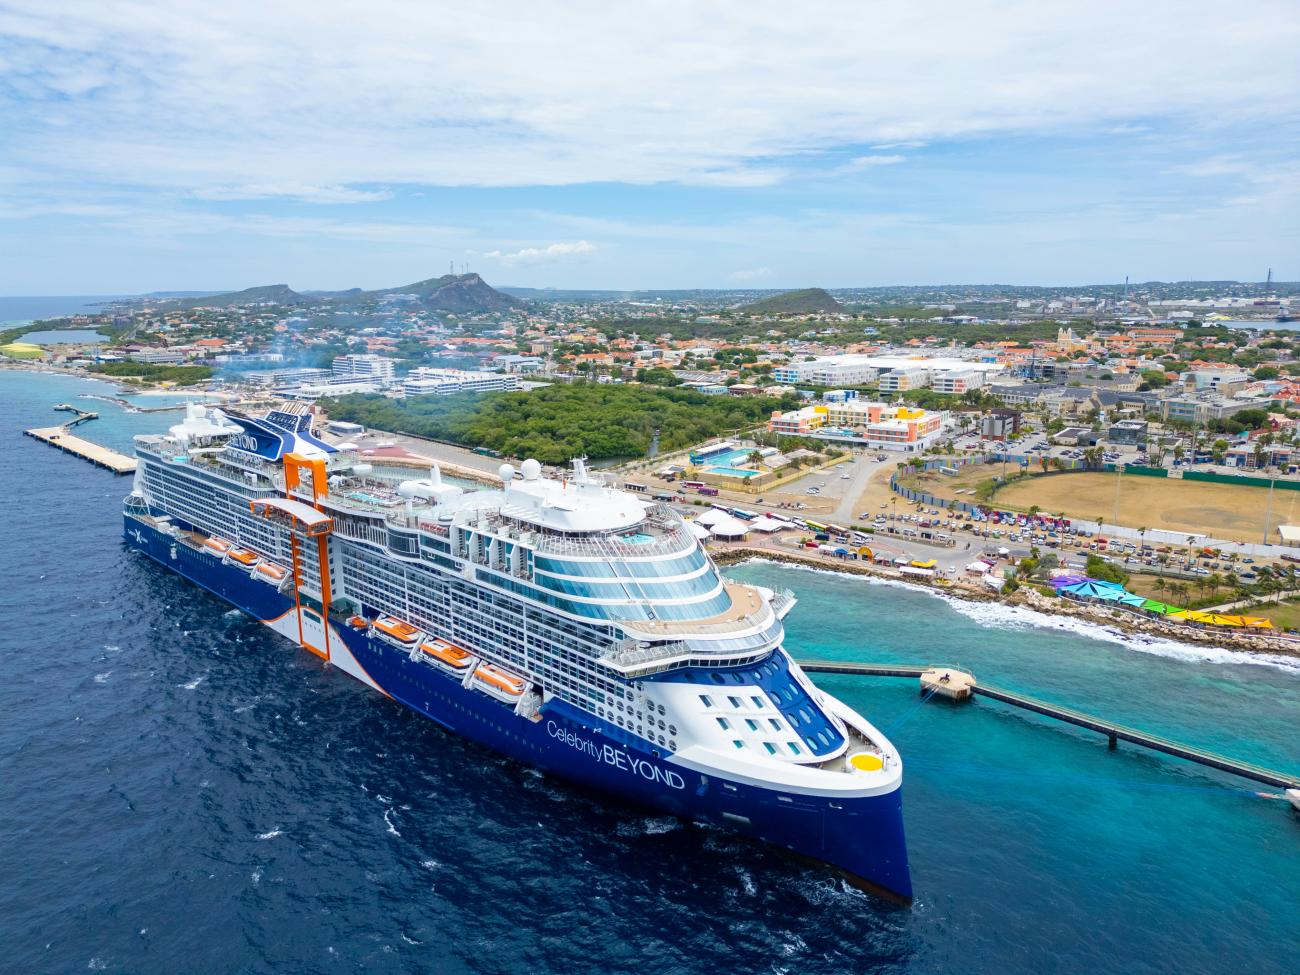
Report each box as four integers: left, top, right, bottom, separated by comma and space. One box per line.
472, 662, 526, 702
373, 615, 422, 646
228, 547, 260, 568
203, 536, 232, 556
346, 615, 370, 630
253, 562, 288, 585
419, 639, 474, 672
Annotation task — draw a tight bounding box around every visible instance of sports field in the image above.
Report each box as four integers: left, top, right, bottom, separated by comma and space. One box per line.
994, 472, 1294, 544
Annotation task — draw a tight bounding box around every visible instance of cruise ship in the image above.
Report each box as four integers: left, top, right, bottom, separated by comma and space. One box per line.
122, 403, 911, 901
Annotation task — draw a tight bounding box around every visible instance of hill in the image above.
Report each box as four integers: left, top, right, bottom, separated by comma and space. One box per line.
171, 284, 307, 309
370, 272, 525, 312
159, 273, 524, 314
740, 288, 842, 314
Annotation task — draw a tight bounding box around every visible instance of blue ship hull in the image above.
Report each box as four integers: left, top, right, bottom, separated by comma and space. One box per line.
125, 511, 912, 902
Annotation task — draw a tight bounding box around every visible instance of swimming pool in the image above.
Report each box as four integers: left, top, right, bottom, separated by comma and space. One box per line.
702, 447, 759, 467
707, 466, 762, 479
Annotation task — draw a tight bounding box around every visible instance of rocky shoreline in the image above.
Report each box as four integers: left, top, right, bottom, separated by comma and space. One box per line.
713, 546, 1300, 659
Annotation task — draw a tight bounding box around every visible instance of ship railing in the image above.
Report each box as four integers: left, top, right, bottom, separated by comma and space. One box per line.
771, 587, 796, 617
597, 639, 770, 678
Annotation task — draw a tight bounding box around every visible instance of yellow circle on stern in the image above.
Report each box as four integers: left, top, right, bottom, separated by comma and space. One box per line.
850, 753, 884, 772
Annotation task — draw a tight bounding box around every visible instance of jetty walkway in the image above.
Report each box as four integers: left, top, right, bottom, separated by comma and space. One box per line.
798, 660, 1300, 790
24, 407, 136, 475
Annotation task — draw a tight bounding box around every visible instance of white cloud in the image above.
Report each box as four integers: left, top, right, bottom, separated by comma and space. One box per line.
482, 240, 597, 265
728, 266, 773, 281
0, 0, 1295, 198
845, 154, 906, 169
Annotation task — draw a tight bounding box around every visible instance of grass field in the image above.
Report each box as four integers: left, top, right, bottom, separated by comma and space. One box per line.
995, 472, 1297, 544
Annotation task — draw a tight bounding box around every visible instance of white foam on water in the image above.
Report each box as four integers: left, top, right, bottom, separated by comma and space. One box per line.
938, 593, 1300, 674
103, 645, 120, 652
732, 557, 1300, 675
93, 672, 111, 683
251, 866, 263, 886
224, 609, 242, 618
735, 867, 757, 897
88, 959, 107, 971
256, 829, 282, 840
400, 933, 422, 946
180, 675, 205, 690
383, 808, 401, 837
419, 859, 440, 871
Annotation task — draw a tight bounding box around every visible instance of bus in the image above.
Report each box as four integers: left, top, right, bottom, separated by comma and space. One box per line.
731, 508, 758, 521
624, 482, 648, 493
682, 481, 706, 490
698, 486, 719, 497
804, 520, 828, 532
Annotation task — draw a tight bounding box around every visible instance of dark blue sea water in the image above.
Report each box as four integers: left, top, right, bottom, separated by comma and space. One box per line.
3, 371, 1299, 975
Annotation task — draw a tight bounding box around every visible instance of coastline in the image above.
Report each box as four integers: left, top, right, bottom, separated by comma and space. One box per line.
714, 546, 1300, 662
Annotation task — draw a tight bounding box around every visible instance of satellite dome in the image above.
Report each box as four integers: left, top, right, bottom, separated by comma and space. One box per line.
498, 463, 516, 484
521, 458, 542, 481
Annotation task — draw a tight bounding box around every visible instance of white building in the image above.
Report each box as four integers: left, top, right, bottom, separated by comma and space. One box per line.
332, 354, 396, 383
403, 368, 520, 396
773, 354, 1002, 390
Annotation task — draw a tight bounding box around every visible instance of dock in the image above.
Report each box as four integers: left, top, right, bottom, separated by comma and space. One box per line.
798, 660, 1300, 790
23, 426, 136, 474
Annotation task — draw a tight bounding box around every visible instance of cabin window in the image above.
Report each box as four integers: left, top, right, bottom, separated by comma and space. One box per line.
745, 719, 759, 731
787, 742, 802, 755
716, 717, 731, 730
732, 740, 745, 749
751, 696, 765, 709
698, 695, 712, 708
768, 718, 782, 731
727, 696, 742, 709
763, 742, 778, 755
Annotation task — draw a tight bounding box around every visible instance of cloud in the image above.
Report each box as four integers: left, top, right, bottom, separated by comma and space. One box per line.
0, 0, 1295, 199
482, 240, 597, 265
845, 154, 907, 169
728, 267, 773, 282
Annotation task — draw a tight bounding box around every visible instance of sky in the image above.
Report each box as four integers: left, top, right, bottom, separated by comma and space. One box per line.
0, 0, 1297, 294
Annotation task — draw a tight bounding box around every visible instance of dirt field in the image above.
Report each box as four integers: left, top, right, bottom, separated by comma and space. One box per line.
994, 472, 1299, 544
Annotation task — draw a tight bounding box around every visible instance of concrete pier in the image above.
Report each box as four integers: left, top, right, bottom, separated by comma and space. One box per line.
798, 659, 1300, 790
23, 426, 136, 474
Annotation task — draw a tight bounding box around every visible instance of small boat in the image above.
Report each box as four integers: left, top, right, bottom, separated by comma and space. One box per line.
203, 536, 233, 556
471, 662, 526, 702
227, 548, 260, 568
418, 638, 474, 673
373, 615, 422, 646
253, 562, 288, 585
346, 615, 370, 630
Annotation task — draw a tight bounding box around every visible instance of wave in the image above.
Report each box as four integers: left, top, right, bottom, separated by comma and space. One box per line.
731, 557, 1300, 675
256, 829, 282, 840
383, 808, 401, 837
179, 675, 205, 690
93, 672, 111, 683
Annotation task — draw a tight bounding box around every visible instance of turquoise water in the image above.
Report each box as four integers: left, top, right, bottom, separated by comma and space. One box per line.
727, 560, 1300, 969
708, 465, 762, 478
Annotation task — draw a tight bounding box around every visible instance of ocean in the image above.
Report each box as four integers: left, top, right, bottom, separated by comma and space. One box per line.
2, 370, 1298, 974
0, 295, 130, 325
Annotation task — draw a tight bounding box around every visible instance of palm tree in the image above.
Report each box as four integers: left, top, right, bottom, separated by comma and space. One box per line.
1153, 576, 1168, 601
1206, 572, 1223, 601
746, 450, 764, 469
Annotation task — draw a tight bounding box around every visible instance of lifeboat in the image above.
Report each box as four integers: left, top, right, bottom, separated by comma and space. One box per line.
346, 615, 370, 630
227, 547, 261, 569
418, 638, 473, 673
373, 615, 422, 646
471, 662, 526, 702
253, 562, 288, 585
203, 536, 232, 557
